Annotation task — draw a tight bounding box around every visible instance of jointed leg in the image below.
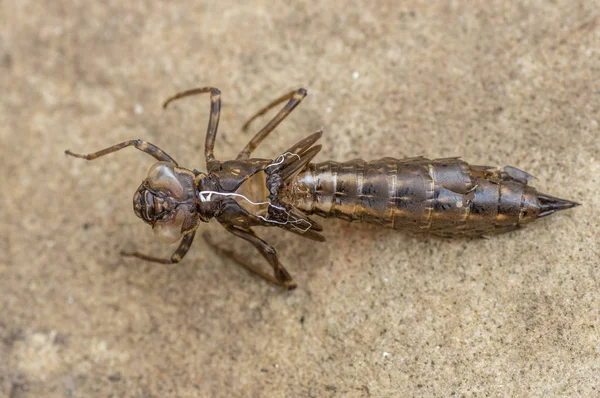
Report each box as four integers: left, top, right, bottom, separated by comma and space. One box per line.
205, 226, 297, 289
121, 231, 196, 264
237, 88, 307, 159
162, 87, 221, 170
65, 139, 178, 164
202, 232, 283, 286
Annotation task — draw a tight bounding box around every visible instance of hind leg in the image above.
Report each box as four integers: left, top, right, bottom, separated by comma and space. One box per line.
204, 228, 297, 290
237, 88, 307, 159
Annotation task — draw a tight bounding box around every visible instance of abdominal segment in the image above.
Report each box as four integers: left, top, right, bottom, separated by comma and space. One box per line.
283, 157, 553, 237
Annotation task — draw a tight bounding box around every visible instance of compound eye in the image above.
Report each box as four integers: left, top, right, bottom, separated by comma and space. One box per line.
146, 162, 184, 199
153, 209, 185, 243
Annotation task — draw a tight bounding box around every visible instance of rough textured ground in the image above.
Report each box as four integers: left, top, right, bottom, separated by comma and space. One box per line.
1, 1, 599, 397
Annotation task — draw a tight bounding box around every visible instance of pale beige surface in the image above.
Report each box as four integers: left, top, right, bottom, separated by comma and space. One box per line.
1, 1, 599, 397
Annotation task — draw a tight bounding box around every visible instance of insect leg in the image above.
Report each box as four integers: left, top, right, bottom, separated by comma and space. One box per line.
202, 232, 284, 286
162, 87, 221, 169
237, 88, 307, 159
65, 140, 178, 164
208, 227, 297, 289
120, 231, 196, 264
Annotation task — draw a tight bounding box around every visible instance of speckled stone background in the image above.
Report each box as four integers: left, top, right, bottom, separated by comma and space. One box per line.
1, 1, 599, 397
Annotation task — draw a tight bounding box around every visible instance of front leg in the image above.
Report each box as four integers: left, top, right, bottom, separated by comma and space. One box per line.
65, 139, 178, 164
121, 231, 196, 264
206, 226, 297, 289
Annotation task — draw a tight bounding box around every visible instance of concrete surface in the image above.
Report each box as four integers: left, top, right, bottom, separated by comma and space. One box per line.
1, 1, 599, 397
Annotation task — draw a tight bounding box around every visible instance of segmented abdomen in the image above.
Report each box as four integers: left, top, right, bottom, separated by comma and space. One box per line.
283, 157, 542, 237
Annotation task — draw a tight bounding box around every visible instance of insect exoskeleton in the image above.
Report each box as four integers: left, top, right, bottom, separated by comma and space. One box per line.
66, 87, 579, 288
